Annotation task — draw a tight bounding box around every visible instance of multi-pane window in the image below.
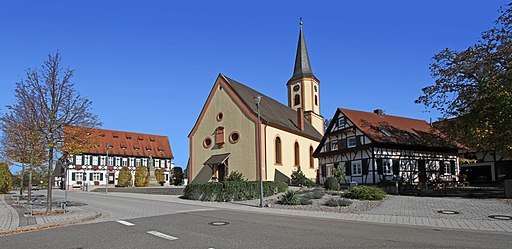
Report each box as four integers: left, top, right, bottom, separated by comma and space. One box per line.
108, 157, 114, 166
92, 156, 99, 166
129, 158, 134, 167
348, 137, 356, 148
155, 159, 160, 167
92, 172, 102, 181
76, 156, 83, 165
84, 155, 90, 165
338, 118, 345, 127
142, 158, 147, 166
383, 159, 393, 175
136, 159, 141, 167
115, 157, 120, 166
122, 158, 127, 166
330, 141, 339, 151
100, 156, 106, 166
75, 172, 83, 181
444, 161, 451, 175
351, 160, 362, 176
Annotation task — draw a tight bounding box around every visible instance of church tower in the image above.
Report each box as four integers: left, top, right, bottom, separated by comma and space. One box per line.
287, 19, 324, 134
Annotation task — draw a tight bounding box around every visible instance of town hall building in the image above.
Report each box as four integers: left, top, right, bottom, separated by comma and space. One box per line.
188, 22, 324, 183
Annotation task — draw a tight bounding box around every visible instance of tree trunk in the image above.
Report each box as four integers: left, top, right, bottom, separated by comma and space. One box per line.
46, 146, 54, 213
20, 163, 25, 195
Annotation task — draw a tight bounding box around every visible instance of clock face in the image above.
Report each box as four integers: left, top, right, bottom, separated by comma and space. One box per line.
314, 85, 318, 92
293, 85, 300, 92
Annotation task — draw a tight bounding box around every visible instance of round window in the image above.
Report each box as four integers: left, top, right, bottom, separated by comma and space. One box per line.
203, 137, 213, 148
217, 112, 224, 121
229, 131, 240, 144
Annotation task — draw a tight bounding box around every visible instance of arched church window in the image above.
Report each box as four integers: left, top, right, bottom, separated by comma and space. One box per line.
275, 137, 282, 165
315, 95, 318, 106
294, 94, 300, 106
294, 142, 300, 167
309, 146, 314, 168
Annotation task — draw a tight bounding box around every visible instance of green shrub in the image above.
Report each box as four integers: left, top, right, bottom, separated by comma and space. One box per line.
183, 181, 288, 202
117, 167, 132, 187
0, 162, 13, 193
325, 198, 352, 207
290, 170, 307, 186
300, 196, 313, 205
333, 167, 345, 182
226, 171, 245, 182
346, 186, 386, 200
154, 168, 165, 185
134, 166, 149, 187
302, 178, 315, 188
304, 189, 325, 199
280, 190, 300, 205
324, 177, 340, 191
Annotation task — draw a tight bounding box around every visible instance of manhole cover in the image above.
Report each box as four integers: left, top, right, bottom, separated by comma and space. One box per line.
488, 215, 512, 220
437, 210, 459, 214
208, 221, 230, 226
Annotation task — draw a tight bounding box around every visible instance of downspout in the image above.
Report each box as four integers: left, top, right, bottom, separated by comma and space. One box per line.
264, 120, 269, 180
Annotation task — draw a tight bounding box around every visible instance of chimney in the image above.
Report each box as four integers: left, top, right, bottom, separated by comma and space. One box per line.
297, 108, 304, 131
373, 109, 384, 116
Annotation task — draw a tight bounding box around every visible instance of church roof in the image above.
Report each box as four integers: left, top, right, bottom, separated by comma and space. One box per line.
289, 21, 315, 82
221, 74, 322, 141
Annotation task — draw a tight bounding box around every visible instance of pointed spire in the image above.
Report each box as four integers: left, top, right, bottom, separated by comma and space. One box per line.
290, 17, 314, 81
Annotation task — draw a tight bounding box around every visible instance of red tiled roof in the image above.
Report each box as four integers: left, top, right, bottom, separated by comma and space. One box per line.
339, 108, 456, 149
64, 126, 173, 159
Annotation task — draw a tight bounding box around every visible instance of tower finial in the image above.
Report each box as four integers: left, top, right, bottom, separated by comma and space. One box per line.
300, 17, 303, 27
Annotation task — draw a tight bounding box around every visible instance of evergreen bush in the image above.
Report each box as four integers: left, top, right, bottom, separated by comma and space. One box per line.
0, 162, 13, 193
172, 167, 183, 186
291, 170, 313, 187
134, 166, 149, 187
346, 186, 386, 200
225, 171, 245, 182
183, 181, 288, 202
325, 198, 352, 207
324, 177, 340, 191
154, 168, 165, 185
117, 167, 132, 187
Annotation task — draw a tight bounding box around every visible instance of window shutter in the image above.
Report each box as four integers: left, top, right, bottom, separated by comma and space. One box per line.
440, 161, 446, 174
83, 173, 87, 181
100, 173, 104, 181
89, 173, 93, 181
321, 164, 326, 177
392, 160, 400, 175
377, 159, 383, 175
73, 155, 76, 165
340, 139, 347, 149
450, 160, 456, 175
362, 159, 369, 175
71, 173, 76, 181
89, 155, 93, 165
345, 161, 351, 176
356, 135, 363, 147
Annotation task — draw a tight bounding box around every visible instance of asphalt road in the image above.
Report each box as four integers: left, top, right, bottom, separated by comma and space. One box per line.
1, 207, 511, 248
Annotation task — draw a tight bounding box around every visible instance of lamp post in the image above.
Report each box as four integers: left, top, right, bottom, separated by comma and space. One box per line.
106, 143, 111, 193
253, 96, 264, 208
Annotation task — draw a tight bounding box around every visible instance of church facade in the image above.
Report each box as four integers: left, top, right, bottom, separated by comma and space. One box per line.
188, 23, 324, 183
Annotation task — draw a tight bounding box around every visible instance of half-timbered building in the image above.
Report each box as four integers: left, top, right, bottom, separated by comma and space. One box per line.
61, 126, 174, 189
314, 108, 459, 185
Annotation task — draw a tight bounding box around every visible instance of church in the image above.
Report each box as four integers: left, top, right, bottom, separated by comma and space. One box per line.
188, 22, 324, 183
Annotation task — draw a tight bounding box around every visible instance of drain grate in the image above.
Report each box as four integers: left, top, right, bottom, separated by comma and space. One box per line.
208, 221, 230, 226
488, 215, 512, 220
437, 210, 459, 214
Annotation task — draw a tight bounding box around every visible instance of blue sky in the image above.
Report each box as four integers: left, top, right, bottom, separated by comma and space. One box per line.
0, 0, 507, 168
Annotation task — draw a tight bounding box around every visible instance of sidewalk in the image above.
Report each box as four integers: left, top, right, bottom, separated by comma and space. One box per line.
0, 194, 100, 235
94, 192, 512, 233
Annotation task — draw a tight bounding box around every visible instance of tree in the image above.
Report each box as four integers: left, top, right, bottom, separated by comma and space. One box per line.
134, 166, 149, 187
0, 162, 13, 193
416, 3, 512, 157
154, 168, 165, 185
0, 104, 47, 196
9, 52, 100, 212
117, 167, 132, 187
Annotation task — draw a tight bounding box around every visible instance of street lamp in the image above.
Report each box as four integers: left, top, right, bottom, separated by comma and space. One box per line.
253, 95, 264, 208
106, 143, 111, 193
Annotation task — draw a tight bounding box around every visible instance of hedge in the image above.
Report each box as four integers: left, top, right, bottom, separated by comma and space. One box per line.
183, 181, 288, 202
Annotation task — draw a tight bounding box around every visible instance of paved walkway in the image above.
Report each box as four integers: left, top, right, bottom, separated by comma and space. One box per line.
0, 194, 99, 234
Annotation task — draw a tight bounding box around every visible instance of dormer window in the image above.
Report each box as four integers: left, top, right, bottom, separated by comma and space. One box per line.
138, 136, 143, 141
113, 133, 119, 138
133, 144, 140, 151
126, 134, 132, 140
378, 127, 393, 137
99, 133, 105, 137
120, 143, 127, 150
150, 137, 155, 142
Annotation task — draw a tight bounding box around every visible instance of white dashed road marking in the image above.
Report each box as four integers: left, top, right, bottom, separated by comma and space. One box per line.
116, 220, 135, 226
147, 231, 178, 241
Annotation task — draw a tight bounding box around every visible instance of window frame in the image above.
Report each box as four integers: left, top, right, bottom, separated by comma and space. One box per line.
92, 172, 102, 181
274, 136, 282, 165
294, 142, 300, 167
383, 159, 393, 175
108, 157, 114, 166
351, 160, 362, 176
347, 137, 356, 148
